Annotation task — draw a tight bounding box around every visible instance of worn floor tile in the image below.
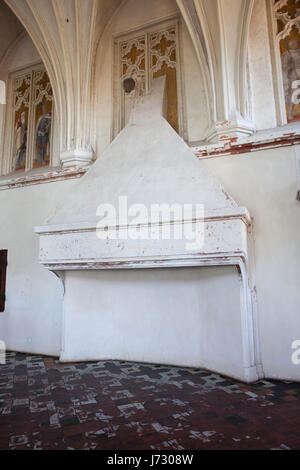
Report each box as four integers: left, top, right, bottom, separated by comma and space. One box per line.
0, 352, 299, 450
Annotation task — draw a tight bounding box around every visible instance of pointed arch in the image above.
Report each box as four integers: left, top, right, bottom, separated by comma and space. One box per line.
4, 0, 99, 166
4, 0, 66, 151
234, 0, 254, 118
176, 0, 215, 126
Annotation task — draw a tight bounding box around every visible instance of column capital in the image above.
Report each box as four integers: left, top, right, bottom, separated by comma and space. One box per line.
60, 147, 94, 169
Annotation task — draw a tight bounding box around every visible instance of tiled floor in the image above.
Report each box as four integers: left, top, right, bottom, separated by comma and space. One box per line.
0, 352, 300, 450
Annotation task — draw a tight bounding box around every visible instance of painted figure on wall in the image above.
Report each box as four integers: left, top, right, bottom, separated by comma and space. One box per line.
274, 0, 300, 121
36, 103, 51, 166
282, 38, 300, 121
14, 111, 27, 170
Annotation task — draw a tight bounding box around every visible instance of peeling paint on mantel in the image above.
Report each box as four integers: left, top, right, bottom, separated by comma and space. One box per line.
1, 127, 300, 190
0, 167, 86, 190
192, 126, 300, 159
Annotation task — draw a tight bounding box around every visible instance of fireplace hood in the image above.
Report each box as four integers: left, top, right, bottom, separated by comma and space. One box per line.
36, 77, 251, 271
35, 77, 262, 383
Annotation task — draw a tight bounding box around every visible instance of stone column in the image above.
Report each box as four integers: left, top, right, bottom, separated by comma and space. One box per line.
206, 0, 255, 142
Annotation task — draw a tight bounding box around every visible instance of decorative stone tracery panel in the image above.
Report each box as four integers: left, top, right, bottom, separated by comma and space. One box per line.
120, 35, 146, 129
114, 19, 183, 137
7, 64, 53, 173
150, 27, 178, 132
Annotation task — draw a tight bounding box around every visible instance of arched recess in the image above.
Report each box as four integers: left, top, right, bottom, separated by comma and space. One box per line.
176, 0, 215, 128
4, 0, 258, 154
87, 0, 124, 157
4, 0, 65, 155
178, 0, 255, 142
93, 0, 212, 152
4, 0, 101, 168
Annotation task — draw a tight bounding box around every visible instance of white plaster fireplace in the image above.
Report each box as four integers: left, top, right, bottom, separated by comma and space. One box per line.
35, 78, 262, 383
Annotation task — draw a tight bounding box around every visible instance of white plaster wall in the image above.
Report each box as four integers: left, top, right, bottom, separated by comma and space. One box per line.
0, 44, 298, 382
94, 0, 208, 155
0, 22, 66, 357
0, 178, 77, 356
0, 0, 299, 383
205, 145, 300, 381
61, 266, 244, 380
0, 145, 299, 381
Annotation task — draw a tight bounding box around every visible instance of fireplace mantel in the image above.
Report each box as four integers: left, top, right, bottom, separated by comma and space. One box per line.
35, 206, 251, 271
35, 77, 262, 383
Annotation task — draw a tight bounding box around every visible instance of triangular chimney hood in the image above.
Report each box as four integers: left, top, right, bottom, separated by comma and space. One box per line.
35, 77, 260, 383
36, 77, 251, 270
